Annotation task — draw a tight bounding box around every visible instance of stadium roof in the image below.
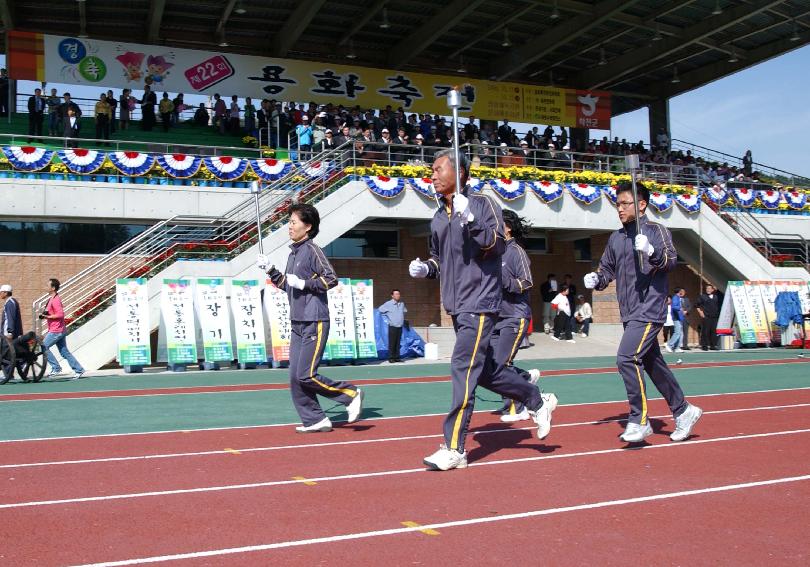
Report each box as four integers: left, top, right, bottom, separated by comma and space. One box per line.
1, 0, 808, 116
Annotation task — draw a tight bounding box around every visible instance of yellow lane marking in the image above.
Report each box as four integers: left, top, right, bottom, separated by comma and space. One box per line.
223, 448, 241, 455
401, 521, 440, 535
292, 476, 318, 486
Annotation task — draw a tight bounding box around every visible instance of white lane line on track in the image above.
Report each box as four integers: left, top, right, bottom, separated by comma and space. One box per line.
3, 358, 807, 403
70, 472, 810, 567
2, 384, 810, 444
2, 427, 809, 511
3, 401, 809, 470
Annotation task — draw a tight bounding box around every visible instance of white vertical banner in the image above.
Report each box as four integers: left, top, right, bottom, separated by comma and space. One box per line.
323, 278, 356, 360
230, 279, 267, 364
727, 281, 757, 344
160, 279, 198, 364
351, 279, 378, 359
263, 280, 292, 362
115, 278, 151, 366
195, 278, 234, 362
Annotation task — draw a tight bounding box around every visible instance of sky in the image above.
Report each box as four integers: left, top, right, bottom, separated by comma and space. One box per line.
3, 43, 809, 176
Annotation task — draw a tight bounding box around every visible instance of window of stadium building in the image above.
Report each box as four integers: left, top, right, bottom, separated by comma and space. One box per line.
0, 222, 153, 254
574, 238, 592, 262
324, 229, 399, 259
523, 234, 548, 254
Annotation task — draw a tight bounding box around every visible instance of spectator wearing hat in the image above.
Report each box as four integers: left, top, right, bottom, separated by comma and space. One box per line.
319, 128, 339, 152
1, 284, 23, 340
296, 115, 313, 159
311, 113, 327, 150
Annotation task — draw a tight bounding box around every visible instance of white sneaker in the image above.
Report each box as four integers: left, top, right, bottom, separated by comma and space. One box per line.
295, 417, 333, 433
528, 368, 541, 385
551, 336, 561, 341
424, 444, 467, 471
670, 403, 703, 442
500, 408, 530, 422
566, 339, 576, 343
346, 388, 364, 423
675, 348, 684, 353
530, 393, 557, 440
620, 421, 653, 443
665, 345, 673, 353
580, 332, 587, 338
70, 371, 85, 380
46, 369, 62, 378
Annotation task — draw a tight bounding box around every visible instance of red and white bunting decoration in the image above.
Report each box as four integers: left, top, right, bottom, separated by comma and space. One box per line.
603, 185, 618, 204
731, 187, 756, 208
157, 154, 202, 178
567, 182, 600, 205
203, 156, 248, 180
674, 192, 701, 213
489, 178, 525, 200
785, 190, 807, 210
2, 146, 55, 171
757, 188, 781, 210
301, 160, 332, 178
57, 148, 107, 174
648, 191, 673, 212
364, 175, 405, 198
410, 177, 436, 198
250, 158, 292, 181
109, 151, 155, 176
704, 183, 728, 205
530, 180, 564, 203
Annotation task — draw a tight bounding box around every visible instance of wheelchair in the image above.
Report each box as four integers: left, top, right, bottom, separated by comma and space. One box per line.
1, 333, 48, 384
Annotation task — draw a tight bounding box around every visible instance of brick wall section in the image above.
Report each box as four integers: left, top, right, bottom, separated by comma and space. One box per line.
0, 254, 100, 327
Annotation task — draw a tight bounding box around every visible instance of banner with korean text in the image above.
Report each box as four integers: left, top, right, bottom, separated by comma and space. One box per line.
263, 280, 291, 362
6, 31, 610, 127
230, 279, 267, 364
323, 278, 357, 361
115, 278, 151, 366
351, 279, 378, 359
195, 278, 234, 362
160, 279, 197, 364
743, 281, 772, 343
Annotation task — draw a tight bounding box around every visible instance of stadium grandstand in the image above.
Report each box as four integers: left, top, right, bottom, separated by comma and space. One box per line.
0, 2, 809, 563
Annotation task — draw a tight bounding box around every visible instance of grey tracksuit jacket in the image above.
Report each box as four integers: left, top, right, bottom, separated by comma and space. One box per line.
500, 239, 533, 319
592, 214, 677, 323
268, 237, 338, 321
426, 187, 506, 315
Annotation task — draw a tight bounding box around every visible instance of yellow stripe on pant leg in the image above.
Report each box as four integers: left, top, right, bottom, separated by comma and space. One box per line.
507, 318, 526, 365
309, 321, 357, 398
634, 323, 652, 425
450, 314, 485, 451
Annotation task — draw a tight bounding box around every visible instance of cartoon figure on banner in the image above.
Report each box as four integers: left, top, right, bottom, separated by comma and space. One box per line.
115, 52, 145, 82
146, 55, 174, 83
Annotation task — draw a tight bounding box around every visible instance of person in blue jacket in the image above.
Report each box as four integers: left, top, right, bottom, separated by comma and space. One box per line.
257, 203, 363, 433
584, 181, 702, 444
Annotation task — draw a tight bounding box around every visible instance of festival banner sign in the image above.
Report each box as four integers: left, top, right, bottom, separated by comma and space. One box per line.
230, 279, 267, 364
323, 278, 357, 361
263, 280, 291, 362
743, 281, 772, 343
6, 31, 611, 126
727, 281, 757, 344
351, 279, 378, 359
115, 278, 151, 366
160, 279, 197, 364
195, 278, 233, 362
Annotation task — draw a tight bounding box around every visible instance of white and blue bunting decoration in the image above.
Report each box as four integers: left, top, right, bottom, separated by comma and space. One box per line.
364, 175, 405, 198
2, 146, 54, 171
109, 151, 155, 176
57, 148, 106, 174
409, 177, 436, 199
489, 178, 525, 200
704, 183, 729, 205
731, 187, 756, 208
301, 160, 332, 178
202, 156, 248, 181
156, 153, 201, 178
603, 184, 618, 204
250, 158, 292, 181
648, 191, 673, 212
785, 190, 807, 210
529, 180, 564, 203
674, 192, 701, 213
467, 178, 484, 192
757, 188, 781, 210
567, 182, 601, 204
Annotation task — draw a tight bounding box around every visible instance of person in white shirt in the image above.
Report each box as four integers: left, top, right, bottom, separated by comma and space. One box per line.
574, 294, 593, 337
550, 285, 574, 342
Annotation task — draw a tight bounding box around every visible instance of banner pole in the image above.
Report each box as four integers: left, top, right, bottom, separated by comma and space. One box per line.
447, 87, 462, 196
250, 180, 264, 254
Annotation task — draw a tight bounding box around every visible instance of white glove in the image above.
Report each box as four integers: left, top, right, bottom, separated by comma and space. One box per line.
256, 254, 269, 271
634, 234, 654, 257
452, 193, 475, 225
583, 272, 599, 289
286, 273, 305, 290
409, 257, 429, 278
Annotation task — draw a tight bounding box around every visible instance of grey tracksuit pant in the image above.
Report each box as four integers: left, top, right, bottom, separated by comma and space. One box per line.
289, 320, 359, 426
444, 313, 542, 453
618, 321, 687, 425
492, 316, 533, 416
